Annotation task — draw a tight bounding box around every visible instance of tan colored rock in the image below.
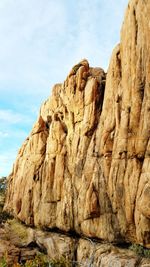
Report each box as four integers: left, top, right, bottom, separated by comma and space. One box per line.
1, 219, 150, 266
34, 230, 75, 261
4, 0, 150, 247
97, 0, 150, 246
77, 239, 140, 267
0, 226, 39, 266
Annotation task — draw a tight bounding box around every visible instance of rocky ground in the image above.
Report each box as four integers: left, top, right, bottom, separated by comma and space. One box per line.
1, 219, 150, 266
4, 0, 150, 248
1, 0, 150, 265
1, 189, 150, 266
0, 183, 41, 266
1, 179, 150, 266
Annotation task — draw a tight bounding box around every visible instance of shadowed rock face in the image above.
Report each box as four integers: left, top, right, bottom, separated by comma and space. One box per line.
4, 0, 150, 246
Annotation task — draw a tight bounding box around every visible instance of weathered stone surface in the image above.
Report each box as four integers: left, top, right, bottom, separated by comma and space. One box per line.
34, 230, 76, 261
0, 221, 41, 265
77, 239, 140, 267
4, 0, 150, 247
1, 221, 150, 267
97, 0, 150, 246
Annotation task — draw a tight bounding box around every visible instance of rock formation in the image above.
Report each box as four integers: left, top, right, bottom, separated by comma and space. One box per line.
1, 221, 150, 266
4, 0, 150, 247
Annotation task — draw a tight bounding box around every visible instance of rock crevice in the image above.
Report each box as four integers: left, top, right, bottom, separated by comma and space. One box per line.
4, 0, 150, 247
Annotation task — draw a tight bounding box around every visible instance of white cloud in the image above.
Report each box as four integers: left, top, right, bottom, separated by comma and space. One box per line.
0, 0, 129, 177
74, 0, 128, 69
0, 0, 67, 93
0, 131, 9, 138
0, 0, 129, 94
0, 129, 29, 177
0, 151, 16, 177
0, 109, 32, 125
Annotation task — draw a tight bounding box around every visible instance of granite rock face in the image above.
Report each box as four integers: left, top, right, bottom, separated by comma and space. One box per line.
5, 0, 150, 246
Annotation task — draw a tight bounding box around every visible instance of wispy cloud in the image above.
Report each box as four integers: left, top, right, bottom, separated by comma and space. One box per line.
0, 0, 128, 93
0, 0, 128, 176
0, 109, 32, 125
0, 109, 34, 175
0, 0, 67, 93
73, 0, 128, 69
0, 131, 9, 138
0, 129, 29, 176
0, 151, 17, 177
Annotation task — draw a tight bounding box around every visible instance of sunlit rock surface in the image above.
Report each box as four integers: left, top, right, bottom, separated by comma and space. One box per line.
5, 0, 150, 247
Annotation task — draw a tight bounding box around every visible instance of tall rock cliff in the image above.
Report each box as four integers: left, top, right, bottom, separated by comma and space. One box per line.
5, 0, 150, 247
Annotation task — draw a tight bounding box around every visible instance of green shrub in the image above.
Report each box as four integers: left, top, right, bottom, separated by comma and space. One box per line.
0, 177, 6, 192
24, 255, 48, 267
0, 253, 71, 267
24, 255, 71, 267
0, 256, 7, 267
130, 243, 150, 258
49, 256, 71, 267
0, 211, 13, 224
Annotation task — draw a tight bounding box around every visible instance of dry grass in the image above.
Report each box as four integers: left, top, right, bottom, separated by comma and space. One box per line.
6, 219, 29, 245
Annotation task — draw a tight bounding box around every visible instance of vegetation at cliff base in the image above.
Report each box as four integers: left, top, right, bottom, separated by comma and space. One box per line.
0, 254, 71, 267
0, 177, 13, 224
130, 244, 150, 258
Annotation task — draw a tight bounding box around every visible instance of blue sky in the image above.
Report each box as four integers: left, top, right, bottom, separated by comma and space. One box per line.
0, 0, 128, 177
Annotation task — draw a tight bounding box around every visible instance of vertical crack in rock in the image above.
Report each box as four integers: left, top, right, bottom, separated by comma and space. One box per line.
4, 0, 150, 247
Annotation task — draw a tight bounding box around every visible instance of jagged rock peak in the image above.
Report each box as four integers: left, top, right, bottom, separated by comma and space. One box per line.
5, 0, 150, 247
5, 59, 106, 231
